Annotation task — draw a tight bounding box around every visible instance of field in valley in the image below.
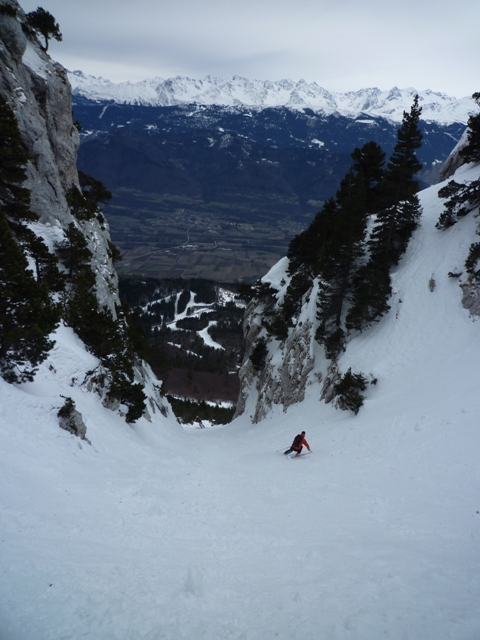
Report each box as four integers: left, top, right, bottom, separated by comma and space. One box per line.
108, 189, 311, 281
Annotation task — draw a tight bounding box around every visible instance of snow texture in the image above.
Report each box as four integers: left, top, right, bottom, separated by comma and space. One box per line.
1, 160, 480, 639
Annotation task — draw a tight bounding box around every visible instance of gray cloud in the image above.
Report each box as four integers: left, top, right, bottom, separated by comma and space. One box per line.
19, 0, 479, 96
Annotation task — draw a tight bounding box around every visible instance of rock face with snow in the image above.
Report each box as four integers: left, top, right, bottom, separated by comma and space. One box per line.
0, 0, 169, 420
236, 262, 344, 423
69, 71, 475, 126
235, 259, 318, 422
0, 0, 118, 314
439, 129, 470, 181
438, 131, 480, 318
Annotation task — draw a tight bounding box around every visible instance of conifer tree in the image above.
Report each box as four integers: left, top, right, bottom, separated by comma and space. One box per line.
350, 141, 385, 210
346, 259, 391, 331
56, 224, 146, 421
333, 368, 368, 414
287, 142, 387, 347
25, 232, 65, 292
0, 212, 59, 382
316, 171, 368, 333
287, 198, 337, 277
78, 171, 112, 207
66, 172, 112, 222
0, 95, 35, 226
250, 337, 268, 371
0, 96, 61, 383
346, 97, 423, 331
459, 92, 480, 165
25, 7, 62, 52
369, 95, 423, 266
288, 140, 386, 281
436, 92, 480, 230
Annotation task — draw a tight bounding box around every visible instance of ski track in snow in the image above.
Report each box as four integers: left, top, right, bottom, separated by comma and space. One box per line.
1, 168, 480, 638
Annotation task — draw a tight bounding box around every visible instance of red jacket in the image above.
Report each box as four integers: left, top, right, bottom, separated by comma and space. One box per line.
292, 435, 310, 451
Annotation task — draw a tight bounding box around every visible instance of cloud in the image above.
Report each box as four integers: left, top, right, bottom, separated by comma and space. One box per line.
18, 0, 479, 96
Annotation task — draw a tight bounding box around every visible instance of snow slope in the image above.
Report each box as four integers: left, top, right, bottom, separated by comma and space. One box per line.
69, 71, 475, 125
1, 165, 480, 639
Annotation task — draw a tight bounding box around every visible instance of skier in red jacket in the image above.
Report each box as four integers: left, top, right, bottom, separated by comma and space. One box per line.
284, 431, 311, 456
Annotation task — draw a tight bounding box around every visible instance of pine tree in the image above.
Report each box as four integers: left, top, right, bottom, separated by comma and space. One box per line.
56, 222, 92, 278
0, 212, 59, 382
459, 92, 480, 165
25, 7, 62, 52
250, 337, 268, 371
0, 97, 60, 383
344, 98, 423, 332
287, 142, 387, 347
316, 171, 368, 333
78, 171, 112, 207
55, 223, 146, 421
66, 172, 112, 222
346, 259, 391, 331
287, 198, 337, 277
288, 141, 386, 281
369, 95, 423, 266
436, 92, 480, 230
0, 95, 35, 226
334, 368, 368, 414
465, 242, 480, 280
350, 141, 386, 210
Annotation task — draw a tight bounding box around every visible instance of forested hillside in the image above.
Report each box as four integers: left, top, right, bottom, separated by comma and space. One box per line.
119, 276, 247, 417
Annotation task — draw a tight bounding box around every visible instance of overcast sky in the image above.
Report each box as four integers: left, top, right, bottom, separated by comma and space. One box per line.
19, 0, 479, 97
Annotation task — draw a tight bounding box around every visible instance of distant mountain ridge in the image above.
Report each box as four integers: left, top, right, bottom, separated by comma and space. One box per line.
68, 71, 474, 125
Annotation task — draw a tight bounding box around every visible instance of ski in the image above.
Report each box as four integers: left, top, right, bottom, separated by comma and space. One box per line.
287, 451, 311, 458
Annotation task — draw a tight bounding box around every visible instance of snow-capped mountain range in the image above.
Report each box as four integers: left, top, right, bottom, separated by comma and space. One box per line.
68, 71, 475, 125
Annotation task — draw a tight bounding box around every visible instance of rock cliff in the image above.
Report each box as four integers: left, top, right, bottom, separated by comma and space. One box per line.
235, 259, 321, 422
0, 0, 117, 313
0, 0, 169, 421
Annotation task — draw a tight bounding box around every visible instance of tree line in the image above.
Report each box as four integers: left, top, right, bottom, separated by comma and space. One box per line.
277, 96, 424, 355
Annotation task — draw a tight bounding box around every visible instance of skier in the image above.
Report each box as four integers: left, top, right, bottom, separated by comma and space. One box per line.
284, 431, 311, 456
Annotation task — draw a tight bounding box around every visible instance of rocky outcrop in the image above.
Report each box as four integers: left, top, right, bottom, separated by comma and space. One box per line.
0, 0, 118, 314
0, 0, 171, 422
438, 129, 469, 182
235, 261, 318, 423
58, 399, 90, 443
461, 281, 480, 317
437, 126, 480, 319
